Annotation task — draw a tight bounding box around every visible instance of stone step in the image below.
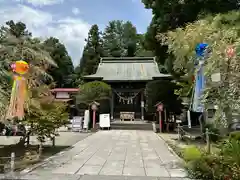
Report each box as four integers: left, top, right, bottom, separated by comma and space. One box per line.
110, 121, 152, 130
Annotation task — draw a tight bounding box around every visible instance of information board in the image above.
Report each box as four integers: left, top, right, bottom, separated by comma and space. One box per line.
99, 114, 110, 128
72, 116, 83, 131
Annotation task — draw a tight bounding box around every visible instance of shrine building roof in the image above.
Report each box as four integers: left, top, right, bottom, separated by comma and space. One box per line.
84, 57, 171, 82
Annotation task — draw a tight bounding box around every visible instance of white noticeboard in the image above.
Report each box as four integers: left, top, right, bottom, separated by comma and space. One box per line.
83, 110, 90, 129
72, 116, 83, 131
100, 114, 110, 128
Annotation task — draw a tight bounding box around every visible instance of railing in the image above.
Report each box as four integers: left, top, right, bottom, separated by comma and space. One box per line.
177, 124, 223, 154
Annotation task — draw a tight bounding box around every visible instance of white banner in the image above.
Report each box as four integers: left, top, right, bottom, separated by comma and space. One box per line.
83, 110, 90, 129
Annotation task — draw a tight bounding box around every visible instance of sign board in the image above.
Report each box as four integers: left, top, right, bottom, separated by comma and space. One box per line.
141, 101, 144, 107
72, 116, 83, 131
56, 92, 70, 99
99, 114, 110, 128
211, 73, 221, 82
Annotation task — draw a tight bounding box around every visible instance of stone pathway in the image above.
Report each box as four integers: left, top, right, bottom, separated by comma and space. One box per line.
21, 130, 188, 179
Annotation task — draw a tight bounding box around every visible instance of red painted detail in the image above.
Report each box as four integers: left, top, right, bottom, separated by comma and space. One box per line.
226, 46, 235, 58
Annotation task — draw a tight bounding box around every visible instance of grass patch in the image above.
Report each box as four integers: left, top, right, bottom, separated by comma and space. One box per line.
0, 144, 71, 172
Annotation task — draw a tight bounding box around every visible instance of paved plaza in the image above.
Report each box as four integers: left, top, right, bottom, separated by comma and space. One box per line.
21, 130, 188, 179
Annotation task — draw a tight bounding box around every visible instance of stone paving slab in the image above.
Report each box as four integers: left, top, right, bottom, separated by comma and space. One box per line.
21, 130, 187, 179
15, 174, 190, 180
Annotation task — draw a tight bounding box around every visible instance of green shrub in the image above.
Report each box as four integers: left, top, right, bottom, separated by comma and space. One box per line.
185, 153, 224, 179
220, 140, 240, 165
182, 146, 201, 161
229, 131, 240, 141
204, 124, 221, 142
183, 140, 240, 180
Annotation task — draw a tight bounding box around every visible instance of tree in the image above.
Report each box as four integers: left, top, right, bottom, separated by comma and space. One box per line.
25, 97, 69, 143
44, 37, 74, 88
141, 0, 240, 68
135, 34, 154, 57
102, 20, 138, 57
161, 11, 240, 126
78, 24, 103, 77
76, 81, 112, 105
0, 20, 71, 144
0, 21, 56, 119
145, 80, 183, 114
5, 20, 32, 38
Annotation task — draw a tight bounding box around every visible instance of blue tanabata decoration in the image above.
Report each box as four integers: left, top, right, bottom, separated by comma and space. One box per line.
195, 43, 209, 57
192, 43, 209, 113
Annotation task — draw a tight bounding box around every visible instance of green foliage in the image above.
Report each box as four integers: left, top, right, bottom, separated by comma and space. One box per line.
44, 37, 74, 88
0, 20, 71, 144
229, 131, 240, 141
183, 140, 240, 179
76, 81, 112, 105
141, 0, 239, 67
145, 80, 183, 114
162, 11, 240, 125
102, 20, 138, 57
182, 146, 201, 161
174, 81, 193, 98
0, 20, 56, 118
25, 101, 69, 142
79, 24, 103, 76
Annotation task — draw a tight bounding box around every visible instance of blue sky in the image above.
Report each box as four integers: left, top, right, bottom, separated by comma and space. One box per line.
0, 0, 152, 66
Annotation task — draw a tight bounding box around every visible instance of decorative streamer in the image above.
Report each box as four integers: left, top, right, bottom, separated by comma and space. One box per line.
6, 61, 29, 121
192, 43, 209, 113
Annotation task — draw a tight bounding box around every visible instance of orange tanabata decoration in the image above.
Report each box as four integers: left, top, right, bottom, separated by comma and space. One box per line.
6, 61, 29, 120
11, 60, 29, 75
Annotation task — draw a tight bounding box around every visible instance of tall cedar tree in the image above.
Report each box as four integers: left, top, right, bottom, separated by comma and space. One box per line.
102, 20, 138, 57
44, 37, 74, 88
79, 24, 103, 76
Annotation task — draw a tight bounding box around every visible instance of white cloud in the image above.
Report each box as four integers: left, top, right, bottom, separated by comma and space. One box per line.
72, 7, 80, 15
0, 4, 90, 66
15, 0, 64, 6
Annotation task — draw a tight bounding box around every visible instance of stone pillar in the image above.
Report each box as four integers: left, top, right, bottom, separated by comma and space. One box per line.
141, 90, 144, 121
111, 90, 114, 120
